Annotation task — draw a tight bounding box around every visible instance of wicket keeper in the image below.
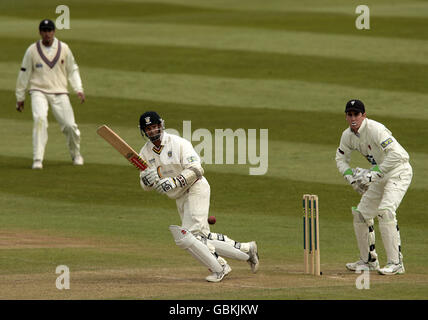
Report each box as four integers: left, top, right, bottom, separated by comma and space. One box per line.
336, 99, 412, 275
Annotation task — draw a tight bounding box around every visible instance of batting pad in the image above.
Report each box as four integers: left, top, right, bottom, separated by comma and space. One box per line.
169, 225, 223, 272
209, 239, 249, 261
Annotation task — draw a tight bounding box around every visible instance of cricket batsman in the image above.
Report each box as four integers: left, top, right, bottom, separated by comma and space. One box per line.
137, 111, 259, 282
336, 99, 412, 275
15, 19, 85, 169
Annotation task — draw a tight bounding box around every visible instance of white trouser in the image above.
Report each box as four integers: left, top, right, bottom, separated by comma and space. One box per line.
30, 91, 81, 161
355, 162, 412, 264
176, 178, 211, 237
175, 178, 249, 261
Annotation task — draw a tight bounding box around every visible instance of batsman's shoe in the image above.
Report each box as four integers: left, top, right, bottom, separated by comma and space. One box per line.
346, 259, 379, 271
32, 160, 43, 170
378, 263, 405, 275
205, 263, 232, 283
247, 241, 259, 273
73, 155, 84, 166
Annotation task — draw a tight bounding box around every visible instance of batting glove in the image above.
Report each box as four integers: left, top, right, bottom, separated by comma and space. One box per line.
154, 175, 188, 194
140, 167, 159, 187
154, 177, 178, 194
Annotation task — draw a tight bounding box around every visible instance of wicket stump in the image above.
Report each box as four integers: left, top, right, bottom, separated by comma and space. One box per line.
303, 194, 321, 276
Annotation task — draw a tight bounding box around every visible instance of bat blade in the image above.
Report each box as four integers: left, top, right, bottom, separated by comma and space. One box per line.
97, 125, 148, 171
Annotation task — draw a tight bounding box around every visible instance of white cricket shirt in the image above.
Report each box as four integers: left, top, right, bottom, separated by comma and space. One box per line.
139, 132, 207, 199
336, 118, 410, 175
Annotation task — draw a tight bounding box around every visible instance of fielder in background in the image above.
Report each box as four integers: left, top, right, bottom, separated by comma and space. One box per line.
15, 19, 85, 169
336, 99, 412, 275
138, 111, 259, 282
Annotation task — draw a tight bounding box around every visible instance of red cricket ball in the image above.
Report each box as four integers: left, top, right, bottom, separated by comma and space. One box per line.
208, 216, 216, 225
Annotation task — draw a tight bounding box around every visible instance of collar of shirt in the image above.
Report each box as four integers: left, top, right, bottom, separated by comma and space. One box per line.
349, 117, 367, 138
358, 118, 368, 136
41, 37, 58, 53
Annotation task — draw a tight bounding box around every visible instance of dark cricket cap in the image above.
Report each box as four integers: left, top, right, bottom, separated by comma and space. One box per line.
345, 99, 365, 113
39, 19, 55, 31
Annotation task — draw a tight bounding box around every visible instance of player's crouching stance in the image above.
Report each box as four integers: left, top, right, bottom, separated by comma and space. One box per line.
336, 100, 412, 276
137, 111, 259, 282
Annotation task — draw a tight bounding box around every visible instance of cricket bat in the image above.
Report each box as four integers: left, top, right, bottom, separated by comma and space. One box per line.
96, 125, 148, 171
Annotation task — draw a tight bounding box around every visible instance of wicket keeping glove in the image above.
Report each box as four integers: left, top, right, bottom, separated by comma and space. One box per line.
343, 168, 368, 195
140, 167, 159, 187
354, 166, 384, 187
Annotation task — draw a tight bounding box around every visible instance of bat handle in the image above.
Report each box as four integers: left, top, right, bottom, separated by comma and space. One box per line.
157, 166, 163, 178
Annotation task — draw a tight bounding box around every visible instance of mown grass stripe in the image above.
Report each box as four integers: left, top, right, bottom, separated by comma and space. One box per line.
2, 62, 428, 122
1, 90, 427, 153
1, 1, 427, 39
1, 40, 427, 94
1, 117, 426, 191
138, 10, 428, 40
1, 20, 427, 65
74, 43, 427, 94
139, 0, 428, 18
0, 153, 425, 226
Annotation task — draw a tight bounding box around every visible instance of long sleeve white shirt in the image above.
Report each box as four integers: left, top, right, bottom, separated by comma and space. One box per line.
139, 132, 207, 199
335, 118, 409, 175
15, 37, 83, 101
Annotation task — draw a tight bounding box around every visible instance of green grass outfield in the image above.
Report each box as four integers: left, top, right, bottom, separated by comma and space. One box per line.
0, 0, 427, 300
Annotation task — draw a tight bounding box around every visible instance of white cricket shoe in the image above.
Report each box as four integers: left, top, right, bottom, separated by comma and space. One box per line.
32, 160, 43, 169
73, 155, 84, 166
205, 264, 232, 283
247, 241, 259, 273
346, 259, 379, 271
378, 263, 405, 275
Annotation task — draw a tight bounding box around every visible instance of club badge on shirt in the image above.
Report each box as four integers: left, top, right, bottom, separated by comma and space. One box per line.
381, 138, 393, 149
187, 156, 197, 163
